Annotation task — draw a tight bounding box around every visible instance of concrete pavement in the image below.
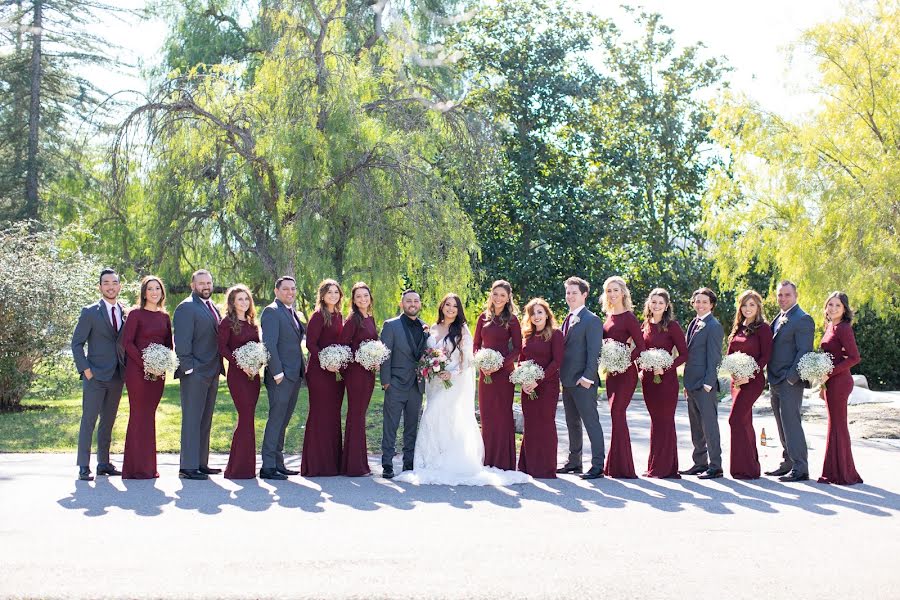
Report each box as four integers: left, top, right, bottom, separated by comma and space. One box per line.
1, 399, 898, 599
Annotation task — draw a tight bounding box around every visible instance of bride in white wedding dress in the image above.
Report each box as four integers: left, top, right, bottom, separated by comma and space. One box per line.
395, 294, 531, 486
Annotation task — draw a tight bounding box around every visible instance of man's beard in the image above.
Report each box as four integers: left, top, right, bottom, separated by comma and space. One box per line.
198, 289, 213, 299
403, 307, 420, 318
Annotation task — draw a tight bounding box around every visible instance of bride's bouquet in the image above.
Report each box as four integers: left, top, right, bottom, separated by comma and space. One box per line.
141, 343, 179, 381
319, 344, 353, 381
419, 347, 452, 389
509, 360, 546, 400
600, 340, 632, 375
719, 352, 759, 388
797, 351, 834, 386
233, 341, 270, 379
355, 340, 391, 372
473, 348, 504, 383
636, 349, 675, 384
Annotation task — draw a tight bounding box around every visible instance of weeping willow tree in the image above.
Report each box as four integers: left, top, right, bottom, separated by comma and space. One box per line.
110, 0, 483, 316
705, 0, 899, 314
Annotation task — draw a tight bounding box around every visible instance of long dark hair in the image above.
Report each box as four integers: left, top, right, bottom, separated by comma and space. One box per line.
641, 288, 674, 333
482, 279, 518, 328
138, 275, 167, 312
315, 278, 344, 327
729, 290, 766, 343
225, 284, 257, 335
437, 293, 467, 358
825, 291, 854, 324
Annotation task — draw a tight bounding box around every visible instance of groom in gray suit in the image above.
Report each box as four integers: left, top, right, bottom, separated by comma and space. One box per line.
173, 269, 224, 480
766, 280, 814, 482
558, 277, 606, 480
71, 268, 127, 481
379, 289, 428, 479
260, 276, 307, 480
680, 287, 725, 479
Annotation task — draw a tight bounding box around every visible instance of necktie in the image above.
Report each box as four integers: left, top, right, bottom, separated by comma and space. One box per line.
287, 306, 300, 329
562, 313, 572, 336
205, 300, 219, 323
688, 317, 699, 342
111, 306, 118, 332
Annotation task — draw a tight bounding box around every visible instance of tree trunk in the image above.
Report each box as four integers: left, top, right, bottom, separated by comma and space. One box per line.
24, 0, 43, 218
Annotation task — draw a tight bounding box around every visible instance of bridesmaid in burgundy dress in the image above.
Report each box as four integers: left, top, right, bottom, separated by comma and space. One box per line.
818, 292, 863, 485
217, 285, 262, 479
725, 290, 773, 480
601, 276, 645, 478
473, 280, 523, 470
517, 298, 564, 479
339, 282, 378, 476
121, 276, 172, 479
639, 288, 688, 478
301, 279, 345, 477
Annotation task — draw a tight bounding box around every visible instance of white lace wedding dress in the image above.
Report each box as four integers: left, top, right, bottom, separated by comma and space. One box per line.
395, 325, 531, 486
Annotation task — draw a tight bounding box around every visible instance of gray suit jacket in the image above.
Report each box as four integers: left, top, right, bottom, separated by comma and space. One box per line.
683, 314, 724, 392
261, 299, 307, 384
560, 308, 603, 388
173, 293, 224, 379
767, 304, 814, 386
379, 316, 427, 392
71, 300, 127, 381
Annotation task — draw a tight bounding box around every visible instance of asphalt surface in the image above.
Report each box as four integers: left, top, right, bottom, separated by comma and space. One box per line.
2, 399, 899, 599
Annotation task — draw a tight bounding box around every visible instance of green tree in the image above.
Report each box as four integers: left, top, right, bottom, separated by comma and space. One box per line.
705, 0, 900, 314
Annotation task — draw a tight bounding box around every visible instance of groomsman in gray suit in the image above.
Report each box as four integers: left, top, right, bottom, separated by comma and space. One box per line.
260, 276, 307, 480
680, 287, 725, 479
71, 268, 127, 481
765, 280, 814, 482
173, 269, 224, 480
379, 289, 428, 479
558, 277, 606, 480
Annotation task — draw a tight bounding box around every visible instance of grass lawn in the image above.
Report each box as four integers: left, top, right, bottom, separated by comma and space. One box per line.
0, 378, 386, 454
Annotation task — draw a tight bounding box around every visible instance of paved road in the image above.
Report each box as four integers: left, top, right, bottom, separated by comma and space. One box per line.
2, 400, 898, 599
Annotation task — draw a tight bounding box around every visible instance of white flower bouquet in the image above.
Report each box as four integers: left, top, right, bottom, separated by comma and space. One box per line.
509, 360, 546, 400
473, 348, 505, 383
636, 349, 674, 384
600, 340, 632, 375
233, 341, 270, 379
141, 343, 178, 381
719, 352, 759, 387
355, 340, 391, 372
319, 344, 353, 381
797, 351, 834, 386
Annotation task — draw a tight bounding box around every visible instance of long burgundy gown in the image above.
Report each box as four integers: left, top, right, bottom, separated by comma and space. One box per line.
517, 328, 564, 479
301, 310, 345, 477
473, 314, 523, 470
818, 321, 863, 485
121, 308, 172, 479
603, 311, 645, 478
339, 314, 378, 476
217, 318, 262, 479
726, 322, 773, 479
640, 321, 688, 478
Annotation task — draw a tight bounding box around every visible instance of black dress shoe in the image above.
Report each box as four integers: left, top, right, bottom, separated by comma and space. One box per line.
276, 467, 300, 476
199, 466, 222, 475
556, 465, 583, 474
778, 471, 810, 482
96, 464, 122, 476
765, 466, 792, 477
402, 464, 414, 472
678, 465, 708, 476
259, 468, 287, 480
78, 467, 93, 481
382, 467, 395, 479
580, 470, 605, 480
698, 468, 724, 480
179, 469, 209, 480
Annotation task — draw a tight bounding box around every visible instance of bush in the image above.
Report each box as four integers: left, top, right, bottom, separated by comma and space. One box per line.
852, 305, 900, 391
0, 223, 100, 409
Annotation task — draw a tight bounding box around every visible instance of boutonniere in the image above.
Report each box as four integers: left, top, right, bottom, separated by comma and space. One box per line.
422, 322, 430, 333
778, 315, 788, 327
695, 319, 706, 331
569, 315, 581, 327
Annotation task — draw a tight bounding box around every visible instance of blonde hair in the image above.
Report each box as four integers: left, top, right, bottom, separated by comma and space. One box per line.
600, 276, 633, 314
